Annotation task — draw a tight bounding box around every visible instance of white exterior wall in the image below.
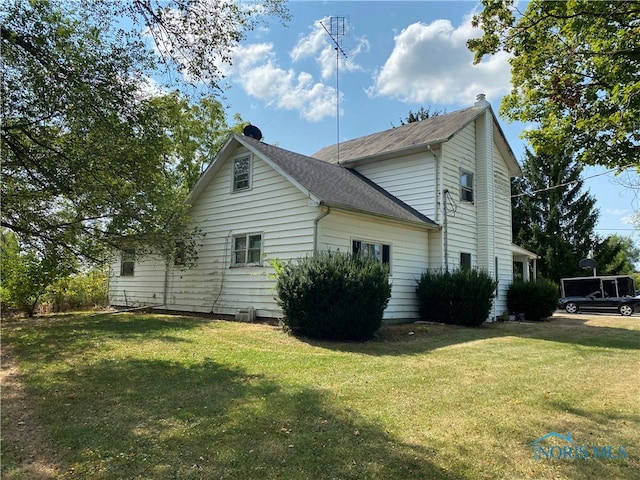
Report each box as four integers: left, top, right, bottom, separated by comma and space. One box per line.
317, 210, 430, 321
493, 140, 515, 316
109, 145, 319, 318
438, 122, 478, 271
109, 254, 167, 308
351, 151, 439, 219
166, 145, 319, 317
109, 111, 517, 323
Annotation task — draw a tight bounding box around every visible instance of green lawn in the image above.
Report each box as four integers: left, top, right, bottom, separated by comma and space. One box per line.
2, 313, 639, 479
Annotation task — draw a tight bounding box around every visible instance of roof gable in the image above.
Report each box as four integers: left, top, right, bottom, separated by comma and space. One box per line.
312, 104, 521, 176
189, 134, 437, 228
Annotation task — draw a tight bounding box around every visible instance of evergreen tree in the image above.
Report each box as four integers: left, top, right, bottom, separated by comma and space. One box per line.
512, 148, 599, 282
397, 106, 444, 125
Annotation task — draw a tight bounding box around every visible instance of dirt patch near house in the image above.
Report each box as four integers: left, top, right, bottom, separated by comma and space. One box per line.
1, 347, 62, 480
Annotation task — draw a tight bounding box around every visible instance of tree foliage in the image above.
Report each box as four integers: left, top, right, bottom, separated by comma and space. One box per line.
1, 230, 75, 316
593, 234, 640, 275
114, 0, 289, 90
511, 148, 599, 282
1, 1, 251, 264
468, 0, 640, 171
398, 106, 445, 125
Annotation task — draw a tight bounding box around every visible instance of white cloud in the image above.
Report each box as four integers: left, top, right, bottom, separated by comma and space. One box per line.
216, 17, 369, 122
291, 17, 369, 81
221, 42, 337, 121
368, 16, 511, 105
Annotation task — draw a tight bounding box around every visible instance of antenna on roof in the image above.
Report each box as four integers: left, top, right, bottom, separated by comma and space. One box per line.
321, 16, 348, 164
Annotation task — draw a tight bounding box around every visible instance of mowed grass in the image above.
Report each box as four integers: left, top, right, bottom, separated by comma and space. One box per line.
1, 312, 639, 480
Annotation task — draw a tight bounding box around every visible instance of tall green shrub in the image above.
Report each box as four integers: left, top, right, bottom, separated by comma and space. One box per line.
507, 279, 559, 321
45, 269, 109, 312
416, 269, 498, 327
275, 251, 391, 341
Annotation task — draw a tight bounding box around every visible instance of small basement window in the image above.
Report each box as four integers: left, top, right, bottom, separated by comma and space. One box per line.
120, 251, 135, 276
232, 233, 263, 266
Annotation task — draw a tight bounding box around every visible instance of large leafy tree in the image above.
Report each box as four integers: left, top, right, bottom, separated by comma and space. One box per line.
1, 1, 267, 263
1, 230, 75, 316
512, 148, 599, 282
468, 0, 640, 171
593, 234, 640, 276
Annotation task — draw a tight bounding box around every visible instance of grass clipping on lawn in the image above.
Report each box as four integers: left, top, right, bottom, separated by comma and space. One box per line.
1, 313, 639, 480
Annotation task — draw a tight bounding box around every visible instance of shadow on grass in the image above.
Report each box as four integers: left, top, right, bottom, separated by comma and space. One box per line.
7, 356, 462, 480
1, 313, 202, 363
294, 314, 640, 356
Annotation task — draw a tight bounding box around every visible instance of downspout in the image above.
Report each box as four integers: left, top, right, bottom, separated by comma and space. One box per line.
313, 206, 331, 252
427, 145, 439, 223
443, 189, 449, 272
430, 144, 446, 271
163, 260, 169, 306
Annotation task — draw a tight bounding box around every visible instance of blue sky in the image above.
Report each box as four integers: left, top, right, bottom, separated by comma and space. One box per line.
202, 1, 638, 253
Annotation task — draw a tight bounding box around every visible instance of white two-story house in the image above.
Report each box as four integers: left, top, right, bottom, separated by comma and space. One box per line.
109, 95, 536, 322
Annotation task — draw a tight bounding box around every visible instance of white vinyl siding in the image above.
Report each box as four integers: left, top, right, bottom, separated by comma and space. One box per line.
163, 145, 317, 317
109, 254, 166, 307
109, 108, 519, 322
493, 142, 516, 316
434, 123, 477, 271
318, 210, 429, 321
352, 151, 438, 219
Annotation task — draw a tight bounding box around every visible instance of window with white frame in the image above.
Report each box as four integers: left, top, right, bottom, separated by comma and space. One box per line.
120, 251, 135, 276
232, 155, 251, 192
460, 171, 474, 202
232, 233, 262, 266
352, 240, 390, 266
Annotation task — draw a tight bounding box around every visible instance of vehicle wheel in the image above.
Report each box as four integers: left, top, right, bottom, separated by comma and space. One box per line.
564, 302, 579, 314
619, 304, 634, 316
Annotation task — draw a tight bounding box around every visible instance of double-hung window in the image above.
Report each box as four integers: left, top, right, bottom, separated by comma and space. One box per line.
232, 233, 262, 266
120, 251, 135, 276
352, 240, 391, 266
460, 171, 474, 202
232, 155, 251, 192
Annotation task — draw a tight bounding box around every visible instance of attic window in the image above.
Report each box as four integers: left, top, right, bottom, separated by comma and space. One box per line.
232, 155, 251, 192
460, 171, 474, 202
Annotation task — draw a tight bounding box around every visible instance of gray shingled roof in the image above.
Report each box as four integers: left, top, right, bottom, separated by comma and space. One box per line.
312, 106, 482, 163
240, 135, 436, 227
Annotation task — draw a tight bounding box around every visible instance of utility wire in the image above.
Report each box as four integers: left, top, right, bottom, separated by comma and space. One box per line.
511, 164, 637, 198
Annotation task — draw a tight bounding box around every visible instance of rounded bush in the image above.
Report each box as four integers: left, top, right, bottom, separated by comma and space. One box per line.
507, 278, 559, 321
275, 251, 391, 341
416, 269, 498, 327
